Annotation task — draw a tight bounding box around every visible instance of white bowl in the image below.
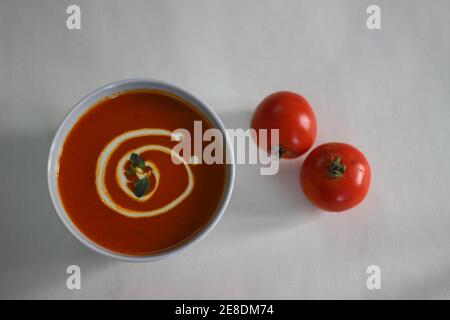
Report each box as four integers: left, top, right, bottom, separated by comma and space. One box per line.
47, 79, 235, 262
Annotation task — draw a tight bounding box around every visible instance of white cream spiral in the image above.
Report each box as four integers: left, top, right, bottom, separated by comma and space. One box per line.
95, 129, 194, 218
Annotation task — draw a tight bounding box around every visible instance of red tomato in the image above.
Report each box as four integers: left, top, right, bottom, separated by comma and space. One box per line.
300, 143, 371, 212
250, 91, 317, 158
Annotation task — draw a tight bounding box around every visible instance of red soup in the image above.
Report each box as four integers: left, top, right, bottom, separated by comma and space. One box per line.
57, 90, 227, 255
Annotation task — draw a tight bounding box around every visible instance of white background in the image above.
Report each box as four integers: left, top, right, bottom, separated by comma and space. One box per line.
1, 0, 449, 299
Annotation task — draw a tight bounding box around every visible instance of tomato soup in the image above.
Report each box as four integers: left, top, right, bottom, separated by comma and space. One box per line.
57, 90, 227, 255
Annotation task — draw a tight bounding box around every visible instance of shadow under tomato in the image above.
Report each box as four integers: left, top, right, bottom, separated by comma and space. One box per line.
211, 108, 320, 239
0, 131, 112, 299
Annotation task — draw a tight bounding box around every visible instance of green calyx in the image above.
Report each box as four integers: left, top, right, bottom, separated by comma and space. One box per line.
271, 145, 287, 159
328, 156, 346, 179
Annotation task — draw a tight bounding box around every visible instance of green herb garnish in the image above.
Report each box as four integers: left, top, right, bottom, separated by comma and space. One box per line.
133, 176, 150, 198
126, 153, 151, 197
130, 152, 146, 169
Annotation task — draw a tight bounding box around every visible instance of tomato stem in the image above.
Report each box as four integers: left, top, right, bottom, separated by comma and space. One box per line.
328, 156, 346, 178
271, 145, 287, 159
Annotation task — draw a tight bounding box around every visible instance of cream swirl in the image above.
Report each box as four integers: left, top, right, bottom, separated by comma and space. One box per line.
95, 129, 194, 218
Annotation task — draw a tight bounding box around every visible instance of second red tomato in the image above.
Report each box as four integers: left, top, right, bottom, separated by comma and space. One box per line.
300, 143, 371, 212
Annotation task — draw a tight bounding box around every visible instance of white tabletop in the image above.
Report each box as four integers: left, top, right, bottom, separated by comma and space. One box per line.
1, 0, 449, 299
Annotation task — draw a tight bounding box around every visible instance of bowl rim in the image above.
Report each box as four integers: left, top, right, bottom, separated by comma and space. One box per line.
47, 78, 235, 262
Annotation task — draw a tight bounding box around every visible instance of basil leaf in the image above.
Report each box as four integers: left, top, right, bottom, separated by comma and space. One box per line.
130, 153, 146, 169
133, 177, 149, 198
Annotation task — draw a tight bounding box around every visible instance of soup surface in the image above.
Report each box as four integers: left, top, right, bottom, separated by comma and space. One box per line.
58, 90, 227, 255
